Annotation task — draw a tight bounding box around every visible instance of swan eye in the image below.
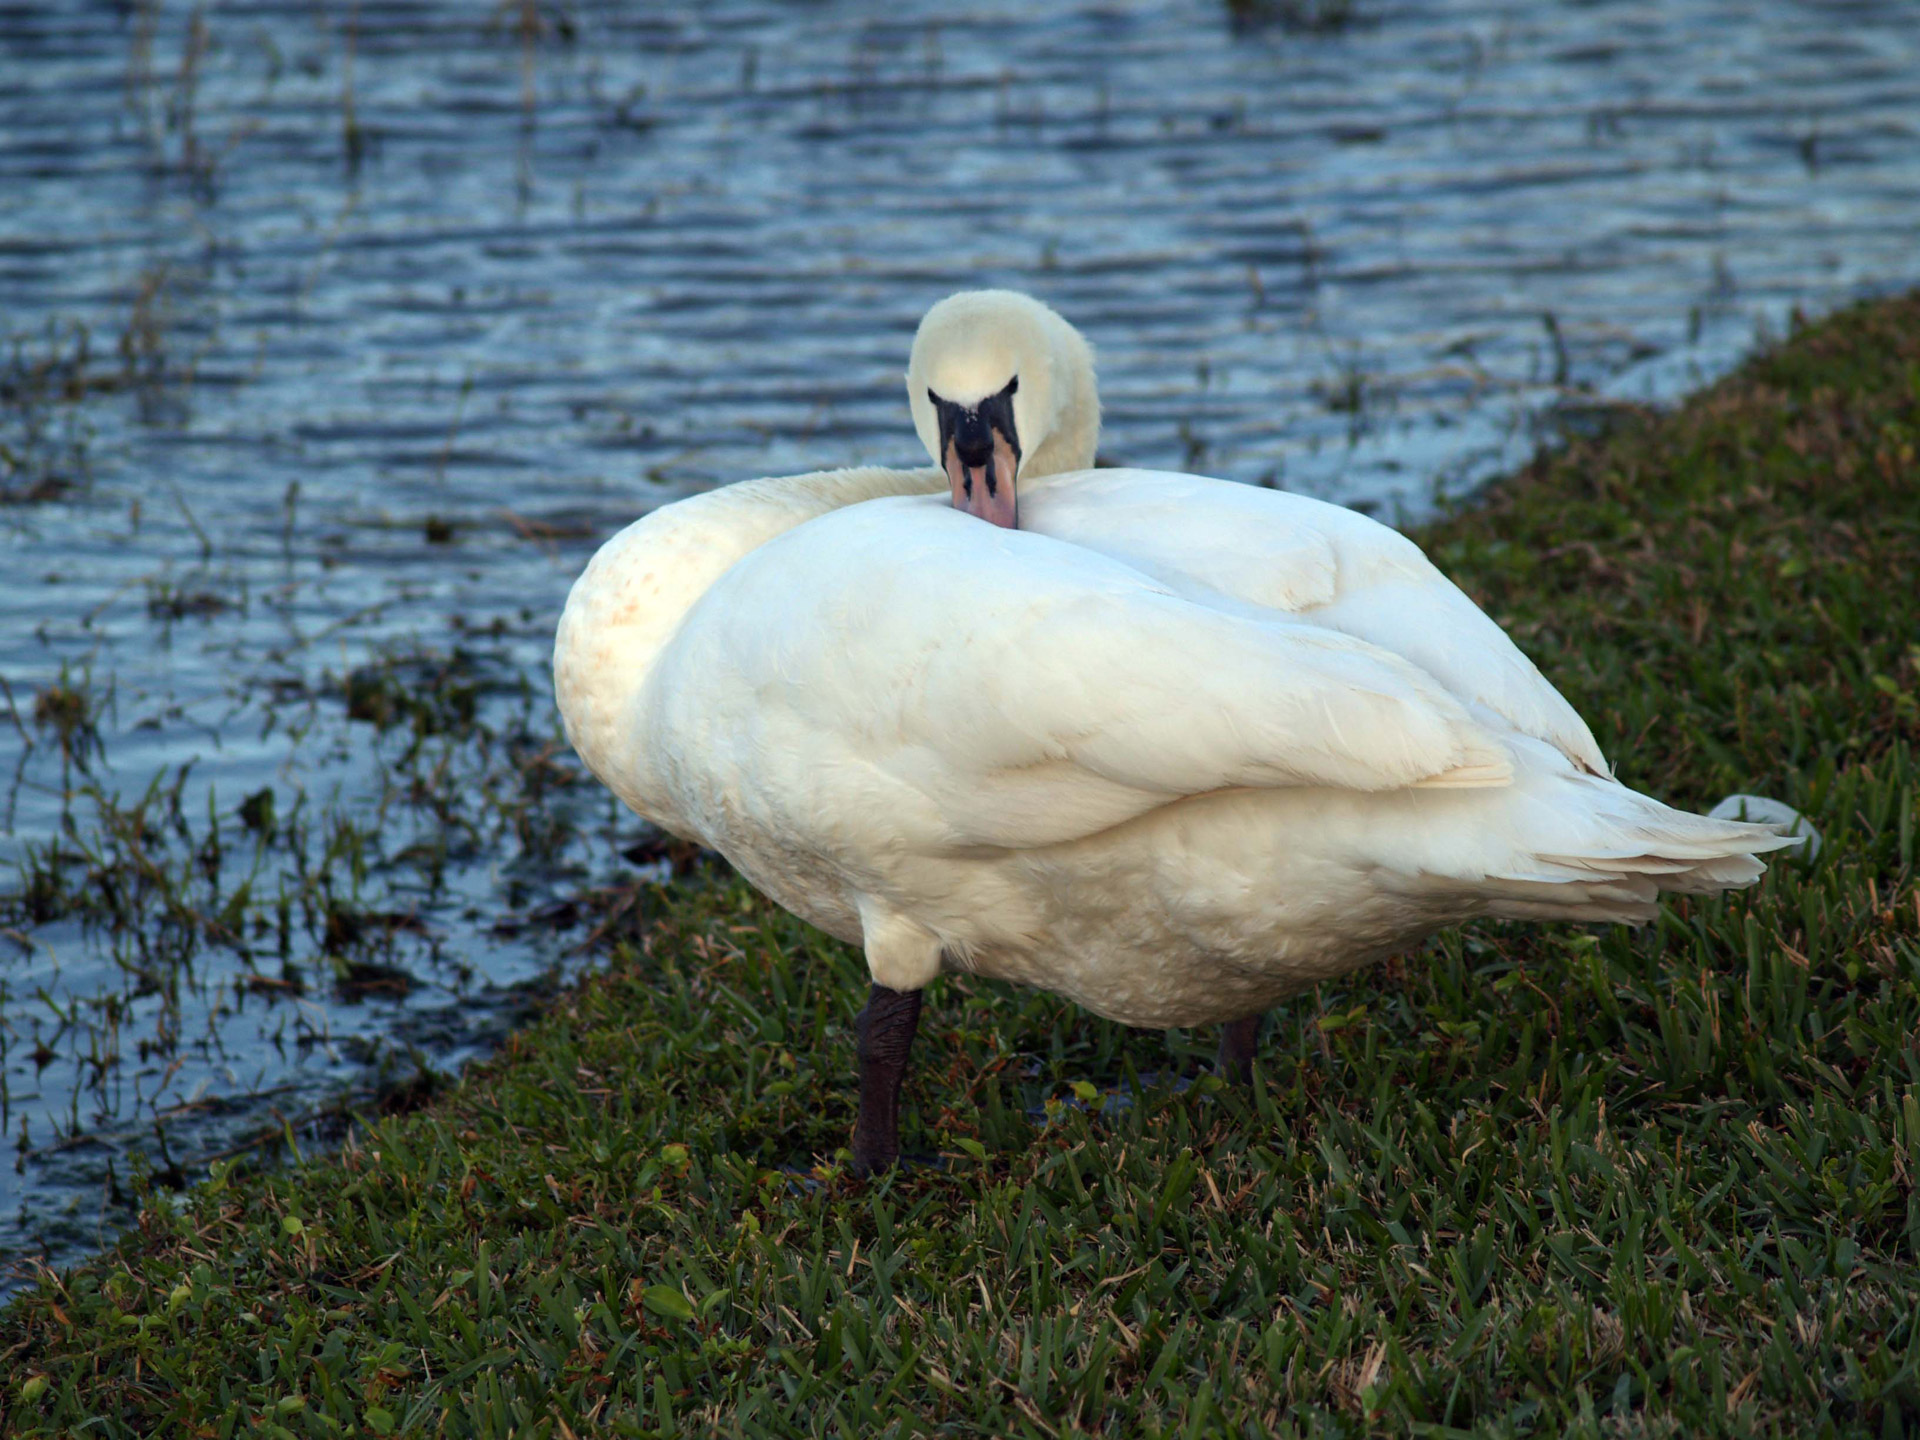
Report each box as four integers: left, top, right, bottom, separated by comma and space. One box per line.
1002, 376, 1018, 396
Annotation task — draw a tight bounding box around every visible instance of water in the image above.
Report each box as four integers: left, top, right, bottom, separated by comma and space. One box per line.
1, 0, 1915, 1287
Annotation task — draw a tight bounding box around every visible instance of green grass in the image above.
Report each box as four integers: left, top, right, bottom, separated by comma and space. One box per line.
3, 292, 1919, 1437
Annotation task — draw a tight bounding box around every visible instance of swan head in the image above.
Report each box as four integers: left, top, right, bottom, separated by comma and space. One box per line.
906, 290, 1100, 529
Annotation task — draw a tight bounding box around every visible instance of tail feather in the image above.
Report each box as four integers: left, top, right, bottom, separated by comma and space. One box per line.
1473, 766, 1800, 925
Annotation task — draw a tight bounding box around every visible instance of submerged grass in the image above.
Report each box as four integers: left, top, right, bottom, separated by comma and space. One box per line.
2, 293, 1919, 1436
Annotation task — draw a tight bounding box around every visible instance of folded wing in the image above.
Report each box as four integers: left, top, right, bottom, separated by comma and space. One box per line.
646, 496, 1515, 853
1020, 470, 1610, 777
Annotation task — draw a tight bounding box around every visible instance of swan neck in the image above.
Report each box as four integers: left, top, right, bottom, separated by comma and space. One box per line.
1024, 323, 1100, 479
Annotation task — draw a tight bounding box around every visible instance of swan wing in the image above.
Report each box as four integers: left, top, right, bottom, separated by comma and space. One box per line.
1020, 470, 1610, 776
646, 496, 1513, 852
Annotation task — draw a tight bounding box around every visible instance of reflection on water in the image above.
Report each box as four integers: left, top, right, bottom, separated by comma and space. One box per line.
1, 0, 1916, 1284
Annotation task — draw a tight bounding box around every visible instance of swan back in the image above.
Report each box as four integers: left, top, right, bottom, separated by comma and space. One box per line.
1017, 470, 1613, 777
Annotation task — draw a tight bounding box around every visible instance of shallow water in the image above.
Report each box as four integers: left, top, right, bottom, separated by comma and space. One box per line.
1, 0, 1916, 1286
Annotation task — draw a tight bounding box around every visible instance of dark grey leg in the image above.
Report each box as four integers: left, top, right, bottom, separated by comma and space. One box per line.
850, 983, 924, 1176
1217, 1014, 1261, 1080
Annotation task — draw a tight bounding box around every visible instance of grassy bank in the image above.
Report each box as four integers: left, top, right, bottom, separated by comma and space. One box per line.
3, 293, 1918, 1438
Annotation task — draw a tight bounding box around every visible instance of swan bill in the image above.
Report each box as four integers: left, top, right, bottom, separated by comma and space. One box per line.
930, 377, 1021, 529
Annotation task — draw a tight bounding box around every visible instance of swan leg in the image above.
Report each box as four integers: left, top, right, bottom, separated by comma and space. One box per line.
850, 983, 923, 1176
1216, 1014, 1262, 1081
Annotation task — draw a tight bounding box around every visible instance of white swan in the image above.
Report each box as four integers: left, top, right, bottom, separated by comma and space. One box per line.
555, 290, 1793, 1172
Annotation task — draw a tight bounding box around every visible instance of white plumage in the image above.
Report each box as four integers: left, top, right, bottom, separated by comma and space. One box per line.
554, 292, 1792, 1038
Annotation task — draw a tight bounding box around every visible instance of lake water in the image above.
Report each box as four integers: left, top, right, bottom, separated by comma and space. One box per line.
2, 0, 1916, 1287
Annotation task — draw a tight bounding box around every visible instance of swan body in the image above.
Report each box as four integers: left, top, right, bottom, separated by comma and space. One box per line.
558, 465, 1788, 1028
555, 289, 1790, 1164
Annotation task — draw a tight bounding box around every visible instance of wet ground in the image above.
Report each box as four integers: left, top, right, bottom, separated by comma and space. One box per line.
2, 0, 1916, 1287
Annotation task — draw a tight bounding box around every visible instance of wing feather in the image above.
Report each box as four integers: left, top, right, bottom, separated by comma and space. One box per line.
648, 497, 1512, 852
1020, 470, 1610, 775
